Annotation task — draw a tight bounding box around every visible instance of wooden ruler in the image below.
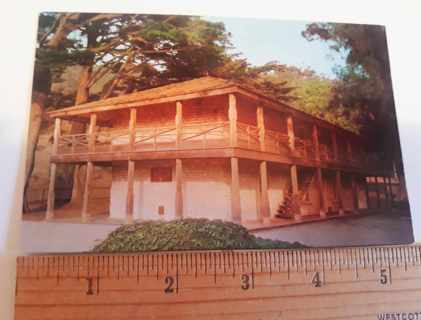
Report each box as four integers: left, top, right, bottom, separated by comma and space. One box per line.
15, 246, 421, 320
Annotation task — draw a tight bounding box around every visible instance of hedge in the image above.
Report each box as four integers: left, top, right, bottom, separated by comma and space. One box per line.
92, 218, 304, 252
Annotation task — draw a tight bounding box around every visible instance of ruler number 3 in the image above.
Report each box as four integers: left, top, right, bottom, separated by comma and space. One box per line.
241, 274, 250, 290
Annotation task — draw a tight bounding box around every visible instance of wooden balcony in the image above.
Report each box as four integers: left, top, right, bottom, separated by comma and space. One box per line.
54, 121, 375, 172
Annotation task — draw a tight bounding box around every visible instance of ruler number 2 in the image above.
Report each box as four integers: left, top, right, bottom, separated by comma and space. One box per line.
164, 276, 175, 294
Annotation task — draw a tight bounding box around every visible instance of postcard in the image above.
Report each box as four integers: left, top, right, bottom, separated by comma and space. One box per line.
21, 12, 413, 252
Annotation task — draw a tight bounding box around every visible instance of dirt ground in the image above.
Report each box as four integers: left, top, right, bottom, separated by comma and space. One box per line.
20, 210, 414, 253
253, 210, 414, 247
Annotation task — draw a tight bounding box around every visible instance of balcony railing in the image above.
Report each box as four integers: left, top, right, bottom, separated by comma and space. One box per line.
56, 121, 371, 169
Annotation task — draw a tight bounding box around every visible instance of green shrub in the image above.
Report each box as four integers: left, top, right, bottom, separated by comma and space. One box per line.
92, 218, 304, 252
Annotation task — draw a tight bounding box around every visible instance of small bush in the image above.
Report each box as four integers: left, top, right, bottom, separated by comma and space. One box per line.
92, 218, 304, 252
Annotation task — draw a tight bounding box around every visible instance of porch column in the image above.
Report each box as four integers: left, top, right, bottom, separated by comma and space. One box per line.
230, 157, 241, 223
375, 176, 381, 209
290, 165, 301, 221
81, 161, 94, 223
129, 108, 137, 150
228, 94, 238, 147
259, 161, 270, 224
175, 159, 183, 219
88, 113, 97, 152
347, 140, 353, 161
351, 174, 359, 212
312, 124, 320, 161
335, 170, 344, 215
383, 175, 390, 208
46, 118, 61, 220
331, 131, 338, 161
46, 164, 57, 220
364, 176, 370, 209
316, 168, 326, 218
257, 106, 266, 151
287, 116, 295, 152
387, 176, 394, 207
126, 160, 135, 223
175, 101, 183, 149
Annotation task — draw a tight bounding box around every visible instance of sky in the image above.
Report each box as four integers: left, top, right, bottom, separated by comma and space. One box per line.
205, 17, 347, 79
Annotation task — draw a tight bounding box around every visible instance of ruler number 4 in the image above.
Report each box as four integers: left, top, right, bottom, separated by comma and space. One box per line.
312, 272, 322, 287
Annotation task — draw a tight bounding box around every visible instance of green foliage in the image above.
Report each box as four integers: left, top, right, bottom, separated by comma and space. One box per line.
212, 59, 296, 103
35, 13, 232, 103
92, 218, 304, 252
302, 22, 397, 149
263, 66, 360, 132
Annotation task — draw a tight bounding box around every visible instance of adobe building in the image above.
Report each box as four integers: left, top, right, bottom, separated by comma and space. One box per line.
44, 76, 397, 227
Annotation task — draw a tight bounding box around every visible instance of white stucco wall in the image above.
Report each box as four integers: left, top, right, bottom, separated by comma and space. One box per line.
110, 160, 176, 220
183, 159, 231, 221
341, 175, 355, 211
239, 160, 259, 221
268, 164, 290, 218
109, 159, 295, 223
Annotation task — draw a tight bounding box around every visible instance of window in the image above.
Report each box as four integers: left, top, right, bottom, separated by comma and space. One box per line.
150, 167, 172, 182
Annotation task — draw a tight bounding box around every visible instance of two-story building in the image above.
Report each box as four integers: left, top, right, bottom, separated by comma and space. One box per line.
44, 76, 395, 227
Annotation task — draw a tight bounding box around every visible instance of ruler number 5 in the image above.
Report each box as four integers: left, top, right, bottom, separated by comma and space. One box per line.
380, 268, 388, 285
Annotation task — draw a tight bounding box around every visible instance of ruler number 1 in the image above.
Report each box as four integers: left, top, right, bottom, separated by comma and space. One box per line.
86, 277, 94, 295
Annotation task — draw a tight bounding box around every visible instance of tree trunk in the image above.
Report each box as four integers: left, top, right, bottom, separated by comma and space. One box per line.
23, 92, 47, 212
46, 13, 80, 48
75, 65, 92, 104
69, 65, 93, 205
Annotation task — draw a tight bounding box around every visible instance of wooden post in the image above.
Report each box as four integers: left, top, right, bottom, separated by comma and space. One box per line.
46, 118, 61, 220
230, 157, 241, 223
129, 108, 137, 151
52, 118, 61, 155
257, 106, 265, 151
259, 161, 270, 224
364, 176, 370, 209
287, 116, 295, 152
312, 124, 320, 161
383, 175, 390, 208
81, 161, 94, 223
175, 101, 182, 149
375, 176, 381, 209
335, 171, 344, 215
126, 160, 135, 223
331, 131, 338, 161
88, 113, 97, 152
316, 168, 326, 218
290, 165, 301, 221
351, 174, 359, 212
388, 176, 394, 207
175, 159, 183, 219
45, 163, 57, 220
228, 94, 238, 147
347, 140, 353, 161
